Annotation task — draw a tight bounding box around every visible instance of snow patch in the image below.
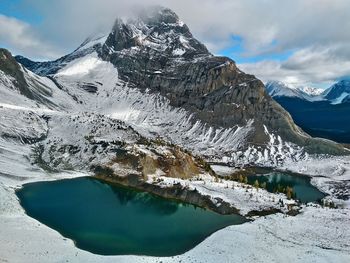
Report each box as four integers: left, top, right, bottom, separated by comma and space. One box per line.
331, 92, 349, 105
56, 55, 104, 76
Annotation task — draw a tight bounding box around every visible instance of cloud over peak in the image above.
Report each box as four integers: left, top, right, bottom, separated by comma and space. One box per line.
1, 0, 349, 86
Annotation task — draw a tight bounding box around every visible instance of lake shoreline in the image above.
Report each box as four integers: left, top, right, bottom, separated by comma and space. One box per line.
16, 177, 248, 257
1, 165, 349, 262
94, 173, 286, 217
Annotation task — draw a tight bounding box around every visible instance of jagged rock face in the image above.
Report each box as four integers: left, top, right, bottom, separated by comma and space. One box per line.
12, 7, 346, 155
0, 49, 67, 108
103, 8, 208, 57
99, 7, 305, 146
0, 48, 31, 98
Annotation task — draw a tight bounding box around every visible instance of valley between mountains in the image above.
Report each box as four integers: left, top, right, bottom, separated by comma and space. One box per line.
0, 6, 349, 263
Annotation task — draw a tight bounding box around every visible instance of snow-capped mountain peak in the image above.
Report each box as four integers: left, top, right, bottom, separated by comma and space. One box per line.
265, 81, 324, 101
134, 6, 184, 26
266, 79, 350, 105
323, 80, 350, 105
9, 7, 347, 168
265, 81, 301, 97
74, 34, 108, 53
299, 86, 324, 96
102, 6, 209, 58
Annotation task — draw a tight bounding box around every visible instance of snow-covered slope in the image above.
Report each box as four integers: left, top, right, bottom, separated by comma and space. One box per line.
1, 7, 350, 262
266, 79, 350, 105
265, 81, 324, 102
50, 52, 347, 165
300, 86, 324, 96
0, 49, 77, 111
323, 80, 350, 105
1, 7, 347, 174
49, 53, 253, 160
15, 9, 347, 163
265, 80, 350, 144
15, 34, 108, 77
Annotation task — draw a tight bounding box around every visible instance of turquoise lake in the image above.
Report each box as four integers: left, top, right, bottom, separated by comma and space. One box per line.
247, 172, 326, 203
16, 177, 247, 257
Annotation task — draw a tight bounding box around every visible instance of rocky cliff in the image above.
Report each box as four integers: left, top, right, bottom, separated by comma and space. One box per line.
98, 7, 344, 153
13, 7, 346, 159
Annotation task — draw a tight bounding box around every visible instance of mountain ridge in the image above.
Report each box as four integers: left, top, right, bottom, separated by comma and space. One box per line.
266, 80, 350, 105
7, 6, 348, 162
266, 80, 350, 143
324, 80, 350, 104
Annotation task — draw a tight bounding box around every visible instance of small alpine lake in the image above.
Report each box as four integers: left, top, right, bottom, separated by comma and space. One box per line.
246, 171, 326, 203
16, 177, 247, 257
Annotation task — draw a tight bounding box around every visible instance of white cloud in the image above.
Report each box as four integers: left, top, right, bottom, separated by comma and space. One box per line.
240, 44, 350, 87
2, 0, 350, 85
0, 14, 60, 59
22, 0, 350, 56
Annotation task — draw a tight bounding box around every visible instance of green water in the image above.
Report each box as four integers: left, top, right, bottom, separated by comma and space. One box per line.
247, 172, 326, 203
16, 177, 246, 257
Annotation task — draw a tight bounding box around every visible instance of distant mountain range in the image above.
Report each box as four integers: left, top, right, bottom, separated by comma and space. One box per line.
0, 6, 346, 180
323, 80, 350, 104
266, 80, 350, 143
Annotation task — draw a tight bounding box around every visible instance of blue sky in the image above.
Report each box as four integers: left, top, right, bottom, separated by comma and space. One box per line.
1, 0, 350, 89
0, 0, 42, 24
0, 0, 292, 64
219, 36, 294, 64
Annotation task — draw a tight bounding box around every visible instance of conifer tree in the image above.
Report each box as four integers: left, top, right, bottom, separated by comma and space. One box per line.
286, 186, 293, 199
243, 176, 248, 184
253, 179, 259, 189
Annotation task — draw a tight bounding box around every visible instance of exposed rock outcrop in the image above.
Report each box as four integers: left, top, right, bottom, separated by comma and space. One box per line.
13, 7, 347, 156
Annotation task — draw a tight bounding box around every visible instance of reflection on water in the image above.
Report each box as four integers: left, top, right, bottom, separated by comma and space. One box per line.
17, 177, 246, 256
109, 185, 180, 215
247, 172, 326, 203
